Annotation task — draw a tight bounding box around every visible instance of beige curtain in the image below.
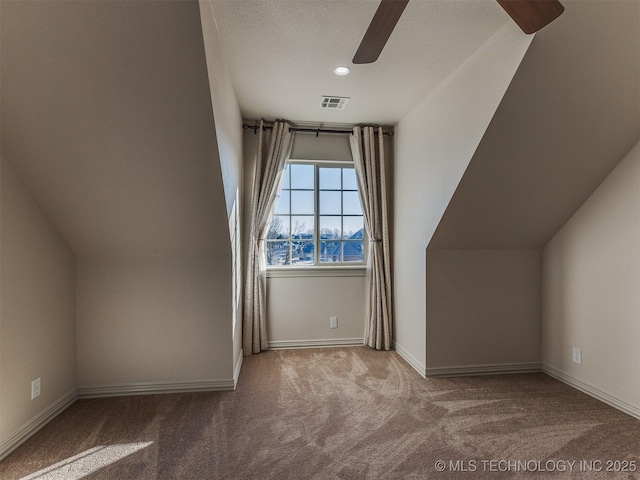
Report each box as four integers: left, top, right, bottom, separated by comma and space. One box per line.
350, 126, 393, 350
244, 120, 294, 356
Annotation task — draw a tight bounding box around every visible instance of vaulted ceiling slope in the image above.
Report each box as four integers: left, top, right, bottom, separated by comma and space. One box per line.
1, 1, 229, 257
210, 0, 509, 124
430, 0, 640, 249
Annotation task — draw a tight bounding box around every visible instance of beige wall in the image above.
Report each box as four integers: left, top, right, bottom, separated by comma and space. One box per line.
267, 276, 366, 345
199, 0, 244, 369
200, 0, 243, 221
393, 23, 533, 374
425, 1, 639, 251
2, 2, 238, 388
0, 156, 76, 443
0, 0, 240, 454
1, 1, 231, 259
542, 141, 640, 411
77, 255, 232, 387
290, 133, 353, 162
426, 249, 541, 371
58, 0, 239, 391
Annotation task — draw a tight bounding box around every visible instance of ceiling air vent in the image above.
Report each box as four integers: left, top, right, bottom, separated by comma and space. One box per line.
320, 96, 350, 110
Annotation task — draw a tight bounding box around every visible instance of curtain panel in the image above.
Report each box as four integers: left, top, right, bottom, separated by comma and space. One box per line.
243, 120, 294, 356
349, 126, 393, 350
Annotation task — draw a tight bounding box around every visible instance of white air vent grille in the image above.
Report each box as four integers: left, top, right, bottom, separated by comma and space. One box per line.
320, 96, 350, 110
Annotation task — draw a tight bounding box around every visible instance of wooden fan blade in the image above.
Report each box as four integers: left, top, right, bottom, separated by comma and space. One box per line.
497, 0, 564, 34
353, 0, 409, 64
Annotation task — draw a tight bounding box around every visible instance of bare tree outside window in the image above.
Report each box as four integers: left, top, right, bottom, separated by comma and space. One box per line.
266, 163, 365, 267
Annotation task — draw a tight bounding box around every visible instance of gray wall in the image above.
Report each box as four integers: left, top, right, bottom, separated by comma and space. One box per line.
267, 275, 366, 346
0, 156, 76, 446
200, 0, 245, 370
76, 255, 232, 386
421, 0, 639, 413
393, 24, 533, 374
1, 1, 242, 453
70, 1, 238, 390
426, 249, 541, 372
542, 141, 640, 412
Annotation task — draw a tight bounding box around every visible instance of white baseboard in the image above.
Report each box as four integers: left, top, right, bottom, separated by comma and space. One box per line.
542, 364, 640, 420
0, 389, 76, 462
426, 362, 541, 378
77, 379, 236, 399
233, 349, 243, 388
393, 341, 427, 378
268, 338, 364, 349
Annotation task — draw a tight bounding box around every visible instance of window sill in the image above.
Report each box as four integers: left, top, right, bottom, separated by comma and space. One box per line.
265, 266, 366, 278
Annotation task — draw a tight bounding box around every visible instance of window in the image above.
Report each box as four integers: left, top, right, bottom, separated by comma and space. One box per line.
266, 162, 365, 267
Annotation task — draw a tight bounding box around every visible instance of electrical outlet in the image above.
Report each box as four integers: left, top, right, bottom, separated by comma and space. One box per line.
572, 347, 582, 365
31, 377, 41, 400
330, 316, 338, 329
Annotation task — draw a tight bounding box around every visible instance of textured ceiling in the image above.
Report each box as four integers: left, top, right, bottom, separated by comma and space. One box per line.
210, 0, 509, 125
429, 0, 640, 249
1, 1, 229, 256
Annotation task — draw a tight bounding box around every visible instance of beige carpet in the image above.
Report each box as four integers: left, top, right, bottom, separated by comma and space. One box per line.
1, 347, 639, 479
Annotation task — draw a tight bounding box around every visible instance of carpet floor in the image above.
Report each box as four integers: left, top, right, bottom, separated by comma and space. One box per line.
1, 347, 639, 479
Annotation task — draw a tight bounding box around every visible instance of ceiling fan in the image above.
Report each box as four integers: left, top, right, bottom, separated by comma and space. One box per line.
352, 0, 565, 64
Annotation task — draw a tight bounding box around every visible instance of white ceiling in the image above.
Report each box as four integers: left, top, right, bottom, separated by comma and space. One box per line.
211, 0, 509, 125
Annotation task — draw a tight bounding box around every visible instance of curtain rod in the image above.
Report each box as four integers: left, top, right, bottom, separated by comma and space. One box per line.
242, 123, 393, 137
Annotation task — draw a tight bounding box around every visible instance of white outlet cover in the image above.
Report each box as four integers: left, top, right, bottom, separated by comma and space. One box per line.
330, 316, 338, 329
31, 377, 41, 400
572, 347, 582, 365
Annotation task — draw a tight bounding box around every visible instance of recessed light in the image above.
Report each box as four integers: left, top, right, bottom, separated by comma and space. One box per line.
334, 66, 350, 76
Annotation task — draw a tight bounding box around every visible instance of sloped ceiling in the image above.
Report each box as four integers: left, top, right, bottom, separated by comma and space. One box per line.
1, 1, 229, 257
210, 0, 509, 124
4, 1, 634, 257
430, 0, 640, 249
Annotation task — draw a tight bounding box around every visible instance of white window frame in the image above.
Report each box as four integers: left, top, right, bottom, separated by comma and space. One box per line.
266, 159, 367, 278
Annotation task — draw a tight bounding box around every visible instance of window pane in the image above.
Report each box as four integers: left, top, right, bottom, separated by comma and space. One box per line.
274, 191, 290, 214
320, 191, 341, 215
343, 191, 362, 215
266, 241, 290, 266
291, 215, 314, 238
343, 216, 364, 239
319, 167, 341, 190
343, 168, 358, 190
267, 215, 290, 239
290, 164, 314, 189
319, 216, 341, 239
291, 190, 314, 214
320, 241, 341, 263
292, 241, 314, 265
281, 164, 290, 189
343, 241, 364, 263
267, 163, 367, 268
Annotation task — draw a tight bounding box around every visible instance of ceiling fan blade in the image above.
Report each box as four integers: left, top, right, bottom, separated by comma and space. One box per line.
496, 0, 564, 34
353, 0, 409, 64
